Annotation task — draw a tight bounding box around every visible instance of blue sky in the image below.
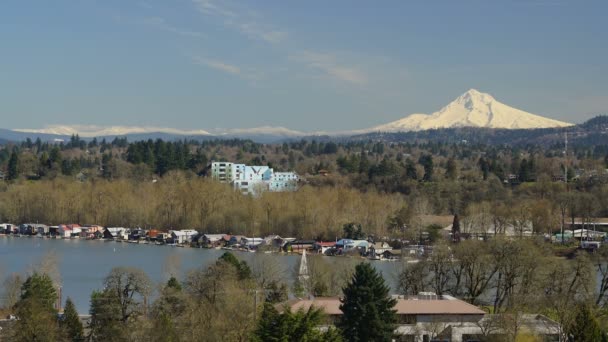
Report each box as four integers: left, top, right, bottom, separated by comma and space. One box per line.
1, 0, 607, 131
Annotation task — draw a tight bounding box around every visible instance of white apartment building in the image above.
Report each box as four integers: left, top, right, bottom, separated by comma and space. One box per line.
210, 162, 299, 195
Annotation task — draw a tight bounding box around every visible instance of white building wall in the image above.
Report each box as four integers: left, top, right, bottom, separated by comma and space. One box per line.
211, 161, 299, 195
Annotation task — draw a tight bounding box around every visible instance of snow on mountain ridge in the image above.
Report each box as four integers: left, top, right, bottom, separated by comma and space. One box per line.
14, 125, 305, 138
369, 89, 572, 132
14, 125, 212, 137
11, 90, 572, 139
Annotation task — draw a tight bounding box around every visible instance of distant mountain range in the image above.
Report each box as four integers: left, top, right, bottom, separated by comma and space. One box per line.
0, 90, 595, 145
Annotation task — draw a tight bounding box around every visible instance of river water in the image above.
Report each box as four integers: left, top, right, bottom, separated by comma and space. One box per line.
0, 237, 402, 314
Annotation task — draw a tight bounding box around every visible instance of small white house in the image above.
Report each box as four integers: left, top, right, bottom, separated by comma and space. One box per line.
241, 237, 264, 248
171, 230, 198, 244
368, 242, 392, 256
0, 223, 16, 234
106, 227, 129, 240
58, 225, 82, 238
336, 239, 369, 253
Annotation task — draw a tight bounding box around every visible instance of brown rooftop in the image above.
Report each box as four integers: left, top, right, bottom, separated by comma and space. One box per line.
277, 296, 485, 316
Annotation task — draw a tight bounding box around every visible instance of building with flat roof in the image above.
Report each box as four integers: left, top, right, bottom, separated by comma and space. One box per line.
277, 295, 560, 342
210, 161, 299, 195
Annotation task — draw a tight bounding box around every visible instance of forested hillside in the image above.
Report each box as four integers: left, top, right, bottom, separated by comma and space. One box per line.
1, 128, 608, 238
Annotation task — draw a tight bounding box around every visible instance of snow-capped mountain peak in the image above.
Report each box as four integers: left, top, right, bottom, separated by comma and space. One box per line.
455, 88, 495, 109
369, 89, 572, 132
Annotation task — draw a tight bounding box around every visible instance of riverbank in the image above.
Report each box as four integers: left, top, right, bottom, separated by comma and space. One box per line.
0, 237, 402, 314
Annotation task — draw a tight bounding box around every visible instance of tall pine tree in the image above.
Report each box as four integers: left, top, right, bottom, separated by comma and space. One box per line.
8, 150, 19, 180
338, 263, 397, 341
61, 297, 84, 341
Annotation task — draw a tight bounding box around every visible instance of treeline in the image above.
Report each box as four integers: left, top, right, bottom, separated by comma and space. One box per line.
2, 173, 608, 239
0, 177, 403, 238
3, 133, 608, 187
2, 135, 608, 232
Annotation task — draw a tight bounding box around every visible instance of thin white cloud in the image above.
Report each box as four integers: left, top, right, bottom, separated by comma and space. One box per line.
192, 56, 241, 74
143, 17, 205, 37
192, 0, 237, 18
191, 0, 287, 43
113, 13, 205, 38
291, 51, 367, 85
237, 23, 287, 43
143, 17, 205, 38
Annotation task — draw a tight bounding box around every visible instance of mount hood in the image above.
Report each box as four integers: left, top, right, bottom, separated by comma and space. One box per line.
368, 89, 572, 132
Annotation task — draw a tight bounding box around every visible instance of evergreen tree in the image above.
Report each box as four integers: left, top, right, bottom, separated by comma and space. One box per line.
446, 158, 457, 180
419, 154, 434, 182
567, 304, 606, 342
166, 276, 182, 291
218, 252, 252, 280
11, 273, 62, 342
11, 297, 63, 342
338, 263, 397, 342
253, 303, 284, 342
342, 222, 365, 240
405, 158, 418, 180
451, 214, 461, 243
49, 146, 62, 169
61, 297, 84, 341
253, 303, 342, 342
478, 157, 490, 180
359, 153, 370, 174
8, 150, 19, 180
88, 289, 125, 341
20, 272, 57, 310
265, 280, 288, 303
518, 158, 530, 182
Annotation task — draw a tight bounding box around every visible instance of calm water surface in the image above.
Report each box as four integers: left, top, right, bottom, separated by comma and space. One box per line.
0, 237, 401, 313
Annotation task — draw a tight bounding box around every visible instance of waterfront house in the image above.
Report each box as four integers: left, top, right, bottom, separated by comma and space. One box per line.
284, 240, 316, 253
368, 242, 392, 257
335, 239, 369, 254
381, 249, 402, 260
18, 224, 34, 235
147, 229, 160, 241
19, 223, 50, 236
58, 225, 72, 238
170, 230, 198, 244
80, 225, 104, 239
572, 228, 606, 241
200, 234, 228, 247
228, 235, 246, 246
58, 224, 81, 238
34, 224, 50, 236
0, 223, 15, 234
105, 227, 129, 240
263, 235, 295, 249
241, 237, 264, 249
313, 241, 336, 254
277, 295, 560, 342
128, 228, 147, 240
